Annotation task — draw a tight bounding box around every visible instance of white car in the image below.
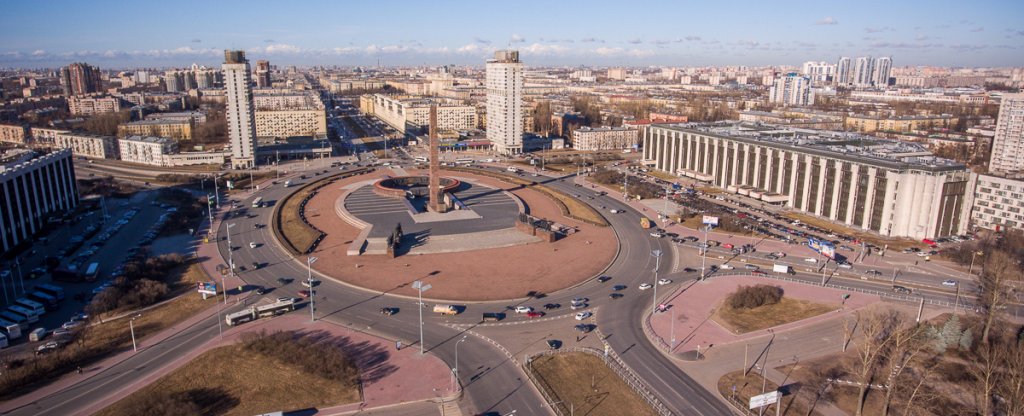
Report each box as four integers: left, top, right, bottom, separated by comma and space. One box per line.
803, 258, 819, 263
249, 242, 257, 249
571, 297, 587, 306
719, 264, 735, 270
650, 232, 664, 238
657, 279, 672, 285
638, 283, 653, 290
942, 279, 958, 287
574, 311, 592, 320
838, 263, 853, 269
514, 306, 533, 314
609, 209, 621, 214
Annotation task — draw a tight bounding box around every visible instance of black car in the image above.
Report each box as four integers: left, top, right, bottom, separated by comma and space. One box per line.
380, 307, 398, 316
546, 339, 562, 350
542, 303, 561, 310
609, 293, 624, 299
276, 277, 292, 285
254, 286, 266, 295
596, 276, 612, 283
574, 324, 593, 333
613, 284, 627, 291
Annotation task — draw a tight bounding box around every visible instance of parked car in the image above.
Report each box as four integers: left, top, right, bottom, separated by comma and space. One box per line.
574, 311, 592, 320
514, 306, 533, 314
638, 283, 653, 290
657, 279, 672, 285
942, 279, 958, 287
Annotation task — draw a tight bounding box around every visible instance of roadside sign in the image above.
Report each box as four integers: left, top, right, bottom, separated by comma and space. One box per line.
702, 215, 719, 226
749, 391, 781, 409
197, 282, 217, 295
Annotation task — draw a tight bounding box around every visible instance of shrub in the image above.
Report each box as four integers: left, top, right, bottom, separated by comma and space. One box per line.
727, 284, 784, 309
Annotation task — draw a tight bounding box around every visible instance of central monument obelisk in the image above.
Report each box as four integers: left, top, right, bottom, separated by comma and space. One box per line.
427, 105, 446, 213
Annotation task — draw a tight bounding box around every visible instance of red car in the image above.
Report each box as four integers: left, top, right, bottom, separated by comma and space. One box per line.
751, 270, 767, 276
526, 311, 545, 318
298, 290, 313, 298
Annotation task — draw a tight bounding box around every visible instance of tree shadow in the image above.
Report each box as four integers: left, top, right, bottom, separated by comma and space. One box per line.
190, 387, 241, 415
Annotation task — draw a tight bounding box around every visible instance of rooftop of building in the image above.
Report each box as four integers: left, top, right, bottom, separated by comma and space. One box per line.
122, 135, 173, 144
0, 148, 71, 174
651, 122, 967, 172
123, 119, 191, 126
574, 126, 634, 132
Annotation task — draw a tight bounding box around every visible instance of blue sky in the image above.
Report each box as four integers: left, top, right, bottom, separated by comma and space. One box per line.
2, 0, 1022, 68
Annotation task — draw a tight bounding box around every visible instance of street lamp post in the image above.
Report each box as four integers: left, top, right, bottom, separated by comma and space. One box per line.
225, 223, 236, 305
454, 335, 467, 392
968, 251, 983, 275
701, 224, 711, 280
651, 249, 663, 314
412, 280, 432, 354
307, 256, 318, 322
130, 314, 142, 352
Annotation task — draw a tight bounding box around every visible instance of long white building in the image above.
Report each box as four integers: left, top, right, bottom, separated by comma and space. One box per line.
486, 50, 524, 155
642, 123, 971, 239
990, 93, 1024, 173
223, 50, 257, 168
364, 94, 477, 134
0, 149, 79, 255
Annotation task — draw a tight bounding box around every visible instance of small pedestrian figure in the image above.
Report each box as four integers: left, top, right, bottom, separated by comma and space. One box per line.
77, 366, 83, 374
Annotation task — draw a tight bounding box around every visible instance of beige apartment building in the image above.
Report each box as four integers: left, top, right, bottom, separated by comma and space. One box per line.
255, 109, 328, 138
365, 94, 477, 134
0, 124, 30, 144
118, 119, 194, 139
118, 136, 177, 166
845, 114, 958, 133
571, 126, 639, 151
68, 96, 122, 116
52, 132, 118, 159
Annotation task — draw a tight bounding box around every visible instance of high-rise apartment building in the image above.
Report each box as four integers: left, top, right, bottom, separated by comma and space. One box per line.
800, 61, 834, 83
768, 74, 814, 107
59, 63, 102, 96
255, 60, 272, 88
486, 50, 524, 155
223, 50, 258, 168
990, 93, 1024, 173
835, 57, 852, 85
0, 149, 79, 255
164, 70, 184, 92
872, 56, 892, 87
853, 56, 874, 87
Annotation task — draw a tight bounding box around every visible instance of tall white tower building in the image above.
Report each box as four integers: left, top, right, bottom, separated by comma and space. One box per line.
835, 57, 851, 86
769, 74, 814, 107
486, 50, 524, 155
853, 56, 874, 87
991, 93, 1024, 173
223, 50, 258, 169
872, 56, 892, 87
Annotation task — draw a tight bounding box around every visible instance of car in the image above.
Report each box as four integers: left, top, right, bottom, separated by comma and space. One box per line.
542, 303, 561, 310
514, 306, 533, 314
574, 323, 593, 333
609, 209, 621, 214
380, 307, 398, 316
638, 283, 653, 290
254, 286, 266, 295
301, 278, 319, 288
657, 278, 672, 285
574, 311, 592, 320
35, 341, 60, 355
298, 290, 313, 298
650, 232, 664, 238
744, 264, 759, 271
596, 276, 612, 283
571, 297, 588, 306
546, 339, 562, 350
719, 264, 735, 270
682, 267, 697, 273
52, 328, 73, 338
251, 262, 261, 270
613, 284, 627, 291
916, 251, 928, 257
838, 263, 853, 269
526, 311, 545, 318
764, 254, 779, 260
277, 277, 293, 285
277, 296, 294, 303
609, 293, 624, 299
892, 286, 912, 295
249, 242, 258, 249
942, 279, 958, 287
866, 270, 883, 276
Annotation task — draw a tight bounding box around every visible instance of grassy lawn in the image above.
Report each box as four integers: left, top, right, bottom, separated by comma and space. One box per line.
714, 297, 836, 334
781, 211, 920, 250
718, 370, 810, 416
529, 353, 658, 416
646, 170, 679, 181
96, 344, 360, 416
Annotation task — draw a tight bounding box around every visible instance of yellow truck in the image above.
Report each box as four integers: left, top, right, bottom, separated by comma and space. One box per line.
432, 305, 460, 315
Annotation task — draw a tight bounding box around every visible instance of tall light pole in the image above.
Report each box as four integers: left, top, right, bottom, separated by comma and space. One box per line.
212, 174, 220, 208
412, 280, 432, 354
454, 335, 467, 392
130, 314, 142, 352
307, 256, 318, 322
968, 251, 983, 275
701, 224, 711, 281
651, 249, 663, 314
225, 223, 236, 305
206, 194, 215, 236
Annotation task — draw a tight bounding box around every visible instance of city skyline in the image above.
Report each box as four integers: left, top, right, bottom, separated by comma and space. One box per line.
2, 0, 1023, 68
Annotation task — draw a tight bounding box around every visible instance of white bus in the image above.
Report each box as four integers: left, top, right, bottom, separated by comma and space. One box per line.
0, 312, 27, 330
255, 299, 296, 318
0, 319, 22, 339
14, 298, 45, 316
36, 284, 65, 300
252, 197, 264, 208
225, 309, 256, 326
27, 291, 58, 310
455, 157, 474, 165
6, 306, 38, 324
414, 156, 428, 163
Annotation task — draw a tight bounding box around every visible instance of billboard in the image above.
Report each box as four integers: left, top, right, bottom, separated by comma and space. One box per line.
702, 215, 720, 226
197, 282, 217, 295
807, 237, 836, 259
749, 391, 781, 409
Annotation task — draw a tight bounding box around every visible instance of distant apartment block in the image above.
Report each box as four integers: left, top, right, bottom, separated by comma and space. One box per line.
59, 63, 102, 96
145, 111, 207, 124
486, 50, 524, 155
990, 93, 1024, 174
255, 60, 272, 88
68, 96, 122, 116
118, 119, 193, 139
571, 126, 638, 151
52, 131, 119, 159
642, 123, 971, 239
118, 136, 178, 166
255, 109, 327, 139
845, 114, 958, 133
0, 124, 30, 144
364, 94, 476, 134
223, 50, 258, 168
768, 74, 814, 107
0, 149, 79, 254
967, 173, 1024, 232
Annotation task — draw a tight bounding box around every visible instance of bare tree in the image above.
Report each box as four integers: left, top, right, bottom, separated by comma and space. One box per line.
880, 314, 933, 416
998, 334, 1024, 416
967, 340, 1001, 416
802, 365, 841, 416
978, 250, 1018, 343
901, 361, 938, 416
849, 310, 899, 416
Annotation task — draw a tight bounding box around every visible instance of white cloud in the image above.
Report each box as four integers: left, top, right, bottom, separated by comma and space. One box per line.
816, 16, 838, 25
31, 49, 46, 56
520, 43, 568, 55
510, 34, 526, 43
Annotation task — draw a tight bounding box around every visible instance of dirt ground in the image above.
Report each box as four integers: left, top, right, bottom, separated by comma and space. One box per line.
302, 168, 617, 301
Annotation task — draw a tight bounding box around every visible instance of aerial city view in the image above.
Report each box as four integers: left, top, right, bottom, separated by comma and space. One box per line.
1, 1, 1023, 415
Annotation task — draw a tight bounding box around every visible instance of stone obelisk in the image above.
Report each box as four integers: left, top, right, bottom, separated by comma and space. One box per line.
428, 105, 443, 213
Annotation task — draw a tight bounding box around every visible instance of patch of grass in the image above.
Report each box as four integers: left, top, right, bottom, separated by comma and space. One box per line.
96, 343, 360, 416
718, 370, 809, 416
646, 170, 679, 181
529, 353, 658, 416
448, 166, 608, 226
714, 297, 836, 334
781, 211, 920, 251
273, 168, 372, 254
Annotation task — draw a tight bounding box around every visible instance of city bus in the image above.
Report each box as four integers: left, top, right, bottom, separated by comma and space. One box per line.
7, 305, 39, 324
14, 298, 46, 316
225, 309, 256, 326
455, 157, 474, 165
0, 319, 22, 340
255, 299, 296, 318
27, 291, 59, 310
0, 313, 27, 330
35, 283, 66, 300
252, 197, 264, 208
84, 263, 100, 281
